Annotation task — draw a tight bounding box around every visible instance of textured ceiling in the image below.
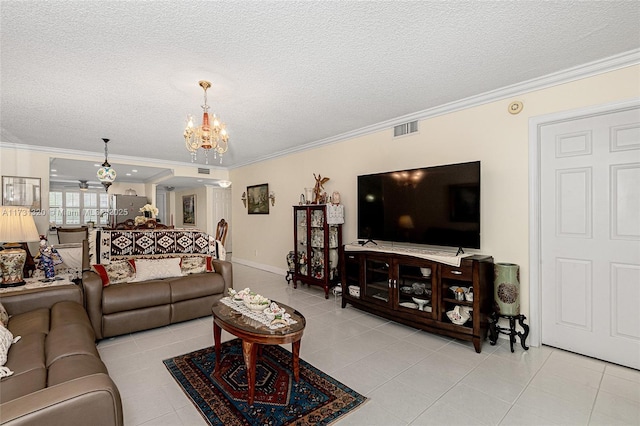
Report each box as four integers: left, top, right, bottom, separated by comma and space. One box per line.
2, 1, 639, 181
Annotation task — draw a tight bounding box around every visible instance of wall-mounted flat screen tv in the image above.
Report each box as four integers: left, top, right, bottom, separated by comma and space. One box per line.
357, 161, 480, 249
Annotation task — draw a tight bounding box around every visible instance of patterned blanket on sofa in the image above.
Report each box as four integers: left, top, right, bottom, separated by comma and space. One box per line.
89, 229, 224, 265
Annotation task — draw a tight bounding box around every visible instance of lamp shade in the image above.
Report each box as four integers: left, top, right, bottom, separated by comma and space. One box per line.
0, 206, 40, 242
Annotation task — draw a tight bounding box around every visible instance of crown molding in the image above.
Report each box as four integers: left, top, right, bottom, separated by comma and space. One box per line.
0, 141, 227, 171
230, 48, 640, 169
2, 49, 638, 171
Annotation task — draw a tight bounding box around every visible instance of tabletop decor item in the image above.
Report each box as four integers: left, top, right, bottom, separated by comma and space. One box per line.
447, 305, 470, 325
35, 237, 63, 280
494, 262, 520, 315
243, 293, 270, 311
139, 203, 158, 218
0, 206, 40, 287
312, 173, 330, 204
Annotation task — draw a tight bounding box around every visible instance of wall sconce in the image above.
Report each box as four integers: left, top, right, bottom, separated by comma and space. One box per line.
269, 191, 276, 206
241, 191, 247, 208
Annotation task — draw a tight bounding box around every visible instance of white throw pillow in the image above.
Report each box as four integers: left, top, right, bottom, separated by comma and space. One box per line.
0, 324, 20, 378
131, 258, 183, 282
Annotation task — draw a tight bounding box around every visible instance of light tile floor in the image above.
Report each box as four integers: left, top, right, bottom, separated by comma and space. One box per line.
97, 263, 640, 425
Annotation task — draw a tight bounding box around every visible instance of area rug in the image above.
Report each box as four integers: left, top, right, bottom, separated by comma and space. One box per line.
163, 339, 367, 425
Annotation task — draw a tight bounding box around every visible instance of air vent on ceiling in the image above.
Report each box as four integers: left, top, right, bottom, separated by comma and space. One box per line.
393, 120, 418, 137
197, 168, 210, 175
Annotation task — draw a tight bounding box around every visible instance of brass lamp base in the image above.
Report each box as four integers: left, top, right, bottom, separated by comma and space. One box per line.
0, 247, 27, 288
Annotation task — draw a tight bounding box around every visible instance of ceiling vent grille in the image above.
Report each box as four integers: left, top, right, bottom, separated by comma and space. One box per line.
394, 121, 418, 137
197, 168, 210, 174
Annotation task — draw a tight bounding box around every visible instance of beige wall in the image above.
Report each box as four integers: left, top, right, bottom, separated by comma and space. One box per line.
230, 64, 640, 318
174, 186, 209, 232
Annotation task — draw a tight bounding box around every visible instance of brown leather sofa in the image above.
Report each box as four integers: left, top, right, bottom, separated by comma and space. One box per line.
0, 285, 122, 426
83, 259, 232, 339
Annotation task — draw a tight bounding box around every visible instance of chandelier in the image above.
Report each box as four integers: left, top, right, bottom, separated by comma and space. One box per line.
184, 80, 229, 164
96, 138, 116, 192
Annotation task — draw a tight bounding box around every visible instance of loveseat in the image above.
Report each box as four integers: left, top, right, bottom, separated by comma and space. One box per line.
0, 285, 122, 426
83, 228, 232, 339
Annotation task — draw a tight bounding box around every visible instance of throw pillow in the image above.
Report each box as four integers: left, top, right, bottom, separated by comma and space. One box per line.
92, 260, 136, 287
0, 323, 20, 378
131, 258, 182, 282
180, 256, 207, 275
0, 301, 8, 327
206, 256, 216, 273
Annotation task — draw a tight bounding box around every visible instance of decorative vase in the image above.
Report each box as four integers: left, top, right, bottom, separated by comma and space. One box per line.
304, 188, 314, 204
494, 263, 520, 315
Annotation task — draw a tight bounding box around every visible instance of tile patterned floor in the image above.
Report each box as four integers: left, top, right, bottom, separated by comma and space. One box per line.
97, 263, 640, 425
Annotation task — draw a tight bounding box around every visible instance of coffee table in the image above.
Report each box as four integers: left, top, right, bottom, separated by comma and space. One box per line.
211, 300, 306, 405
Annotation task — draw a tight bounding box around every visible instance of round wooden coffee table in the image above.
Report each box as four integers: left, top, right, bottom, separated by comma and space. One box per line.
211, 300, 306, 405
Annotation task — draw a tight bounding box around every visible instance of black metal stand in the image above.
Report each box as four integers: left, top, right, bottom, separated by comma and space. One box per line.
488, 312, 529, 352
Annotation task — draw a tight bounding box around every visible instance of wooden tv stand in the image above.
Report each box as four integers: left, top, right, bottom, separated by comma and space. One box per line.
340, 245, 493, 353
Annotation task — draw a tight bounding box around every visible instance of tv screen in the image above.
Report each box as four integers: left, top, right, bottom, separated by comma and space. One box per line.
357, 161, 480, 249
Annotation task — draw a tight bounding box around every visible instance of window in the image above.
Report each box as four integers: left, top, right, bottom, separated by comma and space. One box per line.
65, 192, 81, 225
49, 189, 111, 226
49, 191, 63, 226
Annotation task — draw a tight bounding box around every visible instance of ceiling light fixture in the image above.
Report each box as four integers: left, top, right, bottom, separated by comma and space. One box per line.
184, 80, 229, 165
96, 138, 116, 192
218, 180, 232, 188
79, 180, 89, 191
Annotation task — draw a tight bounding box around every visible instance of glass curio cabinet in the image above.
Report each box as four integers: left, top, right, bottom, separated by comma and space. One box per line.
292, 205, 343, 298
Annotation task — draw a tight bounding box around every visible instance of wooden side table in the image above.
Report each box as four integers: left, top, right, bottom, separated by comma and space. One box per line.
488, 312, 529, 352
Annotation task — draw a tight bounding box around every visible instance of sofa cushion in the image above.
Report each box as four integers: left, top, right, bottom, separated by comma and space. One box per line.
47, 354, 108, 386
92, 260, 136, 286
131, 258, 182, 281
6, 307, 50, 336
45, 323, 100, 367
102, 280, 171, 314
168, 274, 225, 303
50, 301, 95, 337
0, 333, 47, 403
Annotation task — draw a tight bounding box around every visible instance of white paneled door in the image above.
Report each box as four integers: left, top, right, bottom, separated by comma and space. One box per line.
540, 107, 640, 369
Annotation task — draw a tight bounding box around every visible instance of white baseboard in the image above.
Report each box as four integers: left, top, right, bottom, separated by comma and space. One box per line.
232, 257, 288, 277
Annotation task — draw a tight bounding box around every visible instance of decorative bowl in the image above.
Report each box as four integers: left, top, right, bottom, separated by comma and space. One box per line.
419, 267, 432, 277
348, 285, 360, 298
412, 297, 430, 311
243, 293, 270, 311
446, 305, 470, 325
263, 303, 286, 321
245, 301, 270, 311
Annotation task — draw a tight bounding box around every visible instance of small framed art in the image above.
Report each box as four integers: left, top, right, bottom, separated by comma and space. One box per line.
247, 183, 269, 214
182, 194, 196, 225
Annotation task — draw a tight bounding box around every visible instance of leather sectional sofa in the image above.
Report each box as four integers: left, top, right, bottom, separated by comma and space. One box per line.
0, 285, 123, 426
83, 258, 232, 339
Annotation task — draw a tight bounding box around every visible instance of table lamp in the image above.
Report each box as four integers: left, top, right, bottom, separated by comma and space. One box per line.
0, 206, 40, 287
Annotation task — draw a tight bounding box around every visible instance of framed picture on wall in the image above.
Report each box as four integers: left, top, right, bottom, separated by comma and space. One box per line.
247, 183, 269, 214
182, 194, 196, 225
1, 176, 41, 209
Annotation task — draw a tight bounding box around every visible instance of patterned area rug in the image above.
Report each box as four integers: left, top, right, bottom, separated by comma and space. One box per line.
163, 339, 367, 425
